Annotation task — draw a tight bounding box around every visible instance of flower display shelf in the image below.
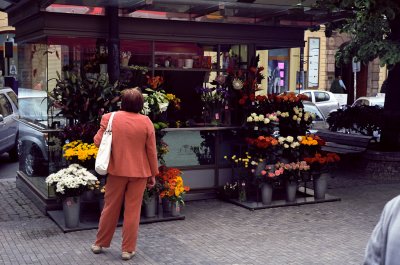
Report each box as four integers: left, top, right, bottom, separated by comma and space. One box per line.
224, 186, 340, 211
47, 202, 185, 233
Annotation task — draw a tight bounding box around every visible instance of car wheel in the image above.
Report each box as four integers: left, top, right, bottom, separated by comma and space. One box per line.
22, 144, 44, 177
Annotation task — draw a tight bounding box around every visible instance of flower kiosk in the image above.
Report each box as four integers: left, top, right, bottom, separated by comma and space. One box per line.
4, 1, 342, 229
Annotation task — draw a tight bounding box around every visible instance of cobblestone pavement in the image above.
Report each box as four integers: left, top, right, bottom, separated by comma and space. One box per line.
1, 169, 400, 265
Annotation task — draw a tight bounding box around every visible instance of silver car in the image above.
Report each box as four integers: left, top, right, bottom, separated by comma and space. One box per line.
301, 90, 340, 118
0, 87, 19, 160
18, 88, 64, 177
302, 101, 328, 132
352, 96, 385, 107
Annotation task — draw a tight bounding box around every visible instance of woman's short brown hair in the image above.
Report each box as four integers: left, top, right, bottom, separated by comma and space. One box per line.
121, 87, 144, 113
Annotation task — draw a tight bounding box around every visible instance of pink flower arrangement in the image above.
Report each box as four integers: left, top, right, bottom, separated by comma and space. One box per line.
261, 166, 284, 178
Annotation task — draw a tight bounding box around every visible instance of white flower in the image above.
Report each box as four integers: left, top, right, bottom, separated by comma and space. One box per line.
278, 137, 285, 143
264, 118, 270, 124
293, 107, 299, 114
247, 116, 253, 122
297, 136, 303, 141
284, 144, 289, 149
276, 111, 281, 115
287, 136, 294, 143
292, 115, 297, 120
258, 114, 264, 120
45, 164, 98, 197
253, 116, 259, 122
251, 113, 257, 117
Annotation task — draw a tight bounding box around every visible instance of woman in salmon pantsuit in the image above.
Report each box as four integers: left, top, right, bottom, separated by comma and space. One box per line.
90, 88, 158, 261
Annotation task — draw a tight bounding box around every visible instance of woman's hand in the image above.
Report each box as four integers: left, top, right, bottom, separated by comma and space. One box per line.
147, 176, 156, 188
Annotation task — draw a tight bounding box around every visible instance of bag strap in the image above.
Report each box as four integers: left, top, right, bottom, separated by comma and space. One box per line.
105, 112, 116, 133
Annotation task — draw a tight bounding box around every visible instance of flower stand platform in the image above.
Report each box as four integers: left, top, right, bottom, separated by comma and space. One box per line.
224, 186, 340, 211
47, 199, 185, 233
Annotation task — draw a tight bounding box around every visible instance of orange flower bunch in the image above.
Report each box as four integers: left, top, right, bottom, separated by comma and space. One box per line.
246, 136, 278, 149
299, 134, 326, 146
304, 152, 340, 165
157, 166, 190, 203
147, 76, 164, 89
275, 92, 309, 103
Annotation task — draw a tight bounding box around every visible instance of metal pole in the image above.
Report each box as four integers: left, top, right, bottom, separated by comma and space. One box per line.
354, 72, 357, 102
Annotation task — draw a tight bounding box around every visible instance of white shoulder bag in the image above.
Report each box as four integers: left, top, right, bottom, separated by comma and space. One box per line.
95, 112, 116, 175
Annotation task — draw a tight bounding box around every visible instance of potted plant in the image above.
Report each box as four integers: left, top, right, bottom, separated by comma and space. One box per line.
157, 166, 190, 216
275, 161, 310, 202
256, 163, 284, 205
304, 152, 340, 199
45, 164, 98, 228
142, 181, 162, 218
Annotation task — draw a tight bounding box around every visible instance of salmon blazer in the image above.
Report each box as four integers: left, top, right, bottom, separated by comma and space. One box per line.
94, 111, 159, 178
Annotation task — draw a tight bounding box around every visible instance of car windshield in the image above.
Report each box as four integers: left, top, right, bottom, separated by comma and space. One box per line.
18, 88, 63, 128
303, 104, 324, 121
19, 96, 48, 121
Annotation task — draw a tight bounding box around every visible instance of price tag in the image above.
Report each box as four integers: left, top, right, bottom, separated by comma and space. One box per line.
215, 113, 220, 120
225, 105, 229, 110
254, 126, 258, 131
252, 102, 255, 106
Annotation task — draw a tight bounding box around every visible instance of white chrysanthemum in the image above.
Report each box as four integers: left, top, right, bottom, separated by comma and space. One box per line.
287, 136, 294, 143
264, 118, 270, 124
253, 116, 259, 122
292, 115, 297, 120
251, 113, 257, 117
284, 144, 289, 149
278, 137, 285, 143
258, 114, 264, 120
247, 116, 253, 122
297, 136, 303, 141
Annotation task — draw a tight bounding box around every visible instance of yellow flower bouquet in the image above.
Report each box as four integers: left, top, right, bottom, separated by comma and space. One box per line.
63, 140, 98, 168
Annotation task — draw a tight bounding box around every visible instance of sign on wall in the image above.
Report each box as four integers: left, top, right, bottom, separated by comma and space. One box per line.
307, 37, 320, 88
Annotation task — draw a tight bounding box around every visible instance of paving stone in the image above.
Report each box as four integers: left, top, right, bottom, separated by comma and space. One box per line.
1, 169, 400, 264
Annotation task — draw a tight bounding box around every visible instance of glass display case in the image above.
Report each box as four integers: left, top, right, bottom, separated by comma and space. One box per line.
162, 127, 241, 190
17, 38, 100, 198
15, 36, 252, 199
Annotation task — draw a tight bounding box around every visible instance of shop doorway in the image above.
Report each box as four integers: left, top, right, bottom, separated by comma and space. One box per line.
335, 62, 367, 105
